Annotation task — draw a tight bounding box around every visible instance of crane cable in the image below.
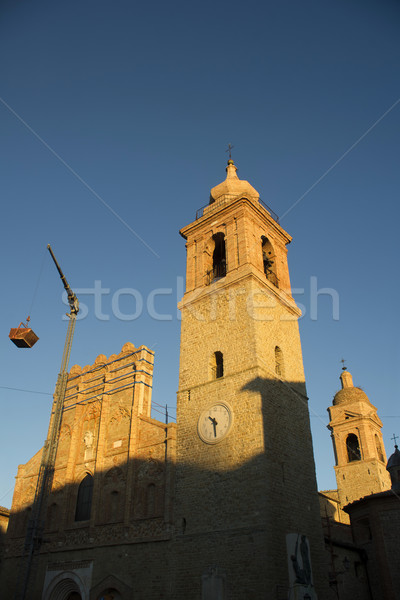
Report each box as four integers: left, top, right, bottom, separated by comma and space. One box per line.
26, 247, 48, 320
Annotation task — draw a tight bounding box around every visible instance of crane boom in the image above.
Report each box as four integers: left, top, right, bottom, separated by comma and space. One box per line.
15, 245, 79, 600
47, 244, 79, 315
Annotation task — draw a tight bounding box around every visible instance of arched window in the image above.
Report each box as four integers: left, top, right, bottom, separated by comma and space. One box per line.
110, 491, 120, 523
346, 434, 361, 462
211, 233, 226, 281
47, 502, 59, 531
261, 236, 278, 287
275, 346, 284, 378
146, 483, 156, 517
375, 434, 384, 462
75, 474, 93, 521
20, 506, 31, 537
210, 351, 224, 379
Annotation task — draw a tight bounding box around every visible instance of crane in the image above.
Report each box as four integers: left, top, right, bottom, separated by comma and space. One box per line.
15, 244, 79, 600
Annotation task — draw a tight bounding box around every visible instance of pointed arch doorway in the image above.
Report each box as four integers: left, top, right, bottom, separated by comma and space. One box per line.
44, 572, 86, 600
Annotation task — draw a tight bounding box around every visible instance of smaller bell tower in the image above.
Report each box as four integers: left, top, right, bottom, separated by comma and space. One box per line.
328, 367, 391, 507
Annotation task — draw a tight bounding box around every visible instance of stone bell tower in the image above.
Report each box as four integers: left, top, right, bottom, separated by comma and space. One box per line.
328, 367, 391, 509
173, 160, 328, 599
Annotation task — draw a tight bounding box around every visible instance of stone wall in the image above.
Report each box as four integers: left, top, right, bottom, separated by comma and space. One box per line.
2, 342, 177, 599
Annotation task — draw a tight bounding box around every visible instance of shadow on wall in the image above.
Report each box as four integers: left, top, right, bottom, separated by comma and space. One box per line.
1, 375, 327, 600
1, 450, 172, 599
0, 526, 7, 572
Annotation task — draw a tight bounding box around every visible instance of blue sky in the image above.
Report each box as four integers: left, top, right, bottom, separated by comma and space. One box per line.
1, 0, 399, 507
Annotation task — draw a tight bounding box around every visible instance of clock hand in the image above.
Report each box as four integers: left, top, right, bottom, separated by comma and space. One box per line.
212, 419, 218, 437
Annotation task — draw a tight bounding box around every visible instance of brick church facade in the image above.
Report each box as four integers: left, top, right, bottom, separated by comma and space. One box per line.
3, 343, 176, 598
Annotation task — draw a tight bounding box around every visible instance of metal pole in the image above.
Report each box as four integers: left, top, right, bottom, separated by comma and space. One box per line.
15, 246, 79, 600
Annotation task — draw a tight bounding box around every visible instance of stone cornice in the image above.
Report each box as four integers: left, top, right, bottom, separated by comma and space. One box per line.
180, 195, 291, 246
178, 267, 301, 317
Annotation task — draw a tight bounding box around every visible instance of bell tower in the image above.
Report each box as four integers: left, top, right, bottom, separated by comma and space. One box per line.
173, 160, 327, 599
328, 367, 391, 507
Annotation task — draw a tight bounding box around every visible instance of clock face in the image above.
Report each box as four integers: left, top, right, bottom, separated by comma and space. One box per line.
198, 402, 233, 444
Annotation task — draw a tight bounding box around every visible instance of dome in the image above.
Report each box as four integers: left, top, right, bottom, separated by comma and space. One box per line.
333, 386, 371, 406
210, 160, 259, 203
387, 446, 400, 469
386, 445, 400, 491
333, 368, 372, 406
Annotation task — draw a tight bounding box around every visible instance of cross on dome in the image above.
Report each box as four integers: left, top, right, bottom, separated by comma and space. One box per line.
225, 143, 234, 160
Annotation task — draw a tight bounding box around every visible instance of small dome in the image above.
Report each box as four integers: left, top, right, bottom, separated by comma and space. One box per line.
333, 386, 371, 406
386, 445, 400, 491
387, 446, 400, 469
210, 160, 259, 203
333, 368, 372, 406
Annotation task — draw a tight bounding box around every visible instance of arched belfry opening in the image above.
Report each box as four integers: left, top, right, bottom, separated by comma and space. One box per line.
346, 433, 361, 462
261, 236, 278, 287
375, 434, 384, 462
210, 351, 224, 379
208, 232, 226, 282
